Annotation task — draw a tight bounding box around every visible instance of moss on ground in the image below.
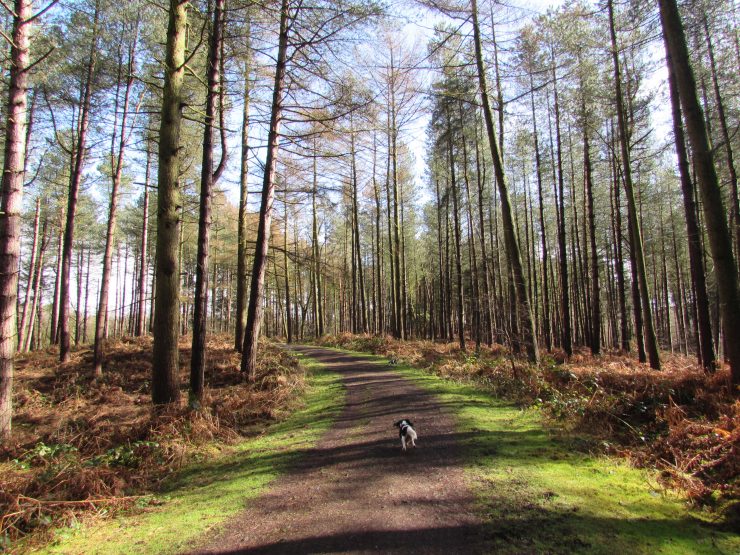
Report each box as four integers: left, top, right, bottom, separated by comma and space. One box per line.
32, 346, 739, 554
33, 356, 344, 555
329, 347, 739, 554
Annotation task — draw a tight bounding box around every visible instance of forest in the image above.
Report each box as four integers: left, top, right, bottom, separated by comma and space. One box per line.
0, 0, 738, 552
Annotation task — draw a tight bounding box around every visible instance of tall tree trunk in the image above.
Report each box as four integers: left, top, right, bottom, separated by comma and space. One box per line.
446, 110, 465, 351
703, 16, 740, 273
24, 217, 47, 353
582, 94, 600, 355
460, 114, 480, 350
50, 209, 63, 345
435, 177, 446, 341
530, 75, 551, 352
33, 269, 44, 351
663, 33, 715, 369
658, 0, 740, 385
136, 148, 151, 337
0, 0, 32, 439
372, 131, 383, 335
312, 142, 324, 337
350, 125, 367, 333
471, 0, 538, 363
473, 121, 493, 346
60, 0, 99, 363
120, 242, 129, 337
609, 0, 660, 369
283, 207, 292, 343
191, 0, 226, 406
83, 245, 91, 343
235, 36, 251, 351
18, 197, 40, 349
93, 21, 139, 374
400, 187, 410, 338
152, 0, 189, 405
385, 111, 397, 337
444, 194, 453, 342
75, 245, 83, 346
241, 0, 289, 380
389, 61, 404, 339
611, 145, 630, 352
552, 54, 572, 357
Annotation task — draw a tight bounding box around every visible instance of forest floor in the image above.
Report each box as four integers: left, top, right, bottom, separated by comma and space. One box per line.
195, 345, 739, 554
1, 336, 335, 552
4, 341, 739, 553
315, 334, 739, 512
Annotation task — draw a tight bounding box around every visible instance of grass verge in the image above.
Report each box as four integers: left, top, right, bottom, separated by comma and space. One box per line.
315, 334, 738, 507
323, 346, 739, 554
31, 355, 344, 555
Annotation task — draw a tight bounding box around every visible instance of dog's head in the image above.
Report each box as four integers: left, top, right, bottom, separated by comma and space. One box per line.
394, 419, 413, 428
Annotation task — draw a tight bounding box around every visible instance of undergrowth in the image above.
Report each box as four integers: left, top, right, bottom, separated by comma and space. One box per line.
315, 333, 738, 514
1, 336, 305, 551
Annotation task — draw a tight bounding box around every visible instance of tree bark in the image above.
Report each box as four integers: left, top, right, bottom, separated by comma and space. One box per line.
530, 75, 551, 352
24, 216, 47, 353
552, 54, 572, 358
434, 177, 446, 341
283, 207, 292, 343
473, 121, 493, 346
136, 148, 151, 337
460, 114, 480, 350
610, 141, 630, 352
471, 0, 539, 363
191, 0, 226, 406
609, 0, 660, 369
60, 0, 99, 363
385, 109, 397, 337
582, 93, 600, 355
83, 244, 91, 343
312, 140, 324, 337
50, 209, 63, 345
658, 0, 740, 385
372, 131, 383, 335
18, 197, 40, 350
663, 32, 715, 369
0, 0, 32, 439
389, 55, 404, 340
350, 123, 367, 333
235, 33, 251, 352
93, 20, 138, 375
702, 16, 740, 274
241, 0, 289, 380
152, 0, 189, 405
446, 110, 465, 351
75, 245, 83, 346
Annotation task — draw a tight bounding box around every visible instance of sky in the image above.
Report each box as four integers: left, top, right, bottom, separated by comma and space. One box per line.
33, 0, 680, 315
395, 0, 567, 200
395, 0, 673, 204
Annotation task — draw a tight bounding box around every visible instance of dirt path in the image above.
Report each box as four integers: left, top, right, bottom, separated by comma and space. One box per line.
194, 346, 487, 554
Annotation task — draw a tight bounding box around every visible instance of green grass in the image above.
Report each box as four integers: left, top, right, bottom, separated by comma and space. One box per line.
31, 346, 739, 554
324, 346, 740, 554
33, 355, 345, 555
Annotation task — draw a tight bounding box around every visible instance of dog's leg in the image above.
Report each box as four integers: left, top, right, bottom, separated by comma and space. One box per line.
401, 436, 407, 451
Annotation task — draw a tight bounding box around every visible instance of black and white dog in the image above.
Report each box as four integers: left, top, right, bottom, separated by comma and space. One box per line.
394, 419, 418, 451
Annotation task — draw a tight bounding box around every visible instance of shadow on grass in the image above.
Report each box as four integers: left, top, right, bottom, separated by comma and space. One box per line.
288, 345, 739, 554
203, 507, 729, 555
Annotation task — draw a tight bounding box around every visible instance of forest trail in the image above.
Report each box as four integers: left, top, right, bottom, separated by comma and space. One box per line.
194, 345, 487, 554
